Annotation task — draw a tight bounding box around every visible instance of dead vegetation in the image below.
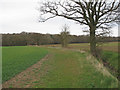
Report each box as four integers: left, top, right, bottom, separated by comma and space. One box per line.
86, 54, 117, 82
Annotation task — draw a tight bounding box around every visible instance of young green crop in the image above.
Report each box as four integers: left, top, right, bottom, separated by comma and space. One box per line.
102, 51, 119, 70
2, 46, 48, 83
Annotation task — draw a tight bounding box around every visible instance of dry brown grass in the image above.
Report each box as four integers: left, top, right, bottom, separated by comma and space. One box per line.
86, 54, 117, 81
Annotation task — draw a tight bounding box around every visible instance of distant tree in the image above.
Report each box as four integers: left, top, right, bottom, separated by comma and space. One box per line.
2, 33, 118, 46
0, 34, 1, 46
39, 0, 120, 56
60, 24, 70, 47
45, 34, 54, 44
21, 32, 28, 45
51, 34, 61, 44
33, 33, 41, 45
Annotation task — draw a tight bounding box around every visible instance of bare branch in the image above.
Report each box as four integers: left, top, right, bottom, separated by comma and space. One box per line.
39, 0, 120, 33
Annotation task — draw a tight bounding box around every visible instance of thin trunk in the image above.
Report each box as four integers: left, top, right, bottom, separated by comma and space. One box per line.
37, 39, 39, 46
90, 27, 96, 56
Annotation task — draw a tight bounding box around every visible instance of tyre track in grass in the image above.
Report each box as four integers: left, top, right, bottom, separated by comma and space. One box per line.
2, 54, 52, 88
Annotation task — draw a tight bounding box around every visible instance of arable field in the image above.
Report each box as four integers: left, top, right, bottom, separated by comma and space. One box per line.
2, 42, 119, 88
2, 46, 48, 83
102, 51, 118, 70
68, 42, 119, 52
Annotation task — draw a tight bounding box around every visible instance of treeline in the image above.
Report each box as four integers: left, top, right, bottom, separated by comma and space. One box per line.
1, 32, 119, 46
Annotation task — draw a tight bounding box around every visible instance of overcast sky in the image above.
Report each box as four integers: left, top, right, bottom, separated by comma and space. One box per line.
0, 0, 119, 36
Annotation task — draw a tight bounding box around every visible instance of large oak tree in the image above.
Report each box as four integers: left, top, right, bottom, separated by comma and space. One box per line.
39, 0, 120, 56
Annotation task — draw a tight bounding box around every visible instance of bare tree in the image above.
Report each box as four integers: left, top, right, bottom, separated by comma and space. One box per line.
60, 24, 70, 47
39, 0, 120, 56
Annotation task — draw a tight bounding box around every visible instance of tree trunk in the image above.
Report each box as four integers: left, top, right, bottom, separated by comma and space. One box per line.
90, 27, 96, 56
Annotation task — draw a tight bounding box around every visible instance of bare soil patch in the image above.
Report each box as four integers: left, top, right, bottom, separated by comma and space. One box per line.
2, 54, 52, 88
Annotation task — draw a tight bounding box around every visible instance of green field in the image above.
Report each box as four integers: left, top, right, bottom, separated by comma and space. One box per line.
2, 42, 119, 88
2, 46, 48, 83
102, 51, 119, 70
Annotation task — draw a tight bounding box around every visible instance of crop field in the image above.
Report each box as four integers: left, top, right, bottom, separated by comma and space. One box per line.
2, 42, 119, 88
69, 42, 119, 52
2, 46, 48, 83
102, 51, 118, 70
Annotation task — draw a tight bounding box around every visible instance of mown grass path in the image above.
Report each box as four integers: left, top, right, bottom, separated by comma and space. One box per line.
33, 48, 117, 88
3, 47, 118, 88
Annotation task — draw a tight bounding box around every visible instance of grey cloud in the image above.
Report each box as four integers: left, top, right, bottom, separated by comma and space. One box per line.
0, 0, 118, 37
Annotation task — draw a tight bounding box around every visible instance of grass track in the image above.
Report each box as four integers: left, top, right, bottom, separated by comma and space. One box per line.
32, 48, 118, 88
45, 42, 119, 71
2, 46, 48, 83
